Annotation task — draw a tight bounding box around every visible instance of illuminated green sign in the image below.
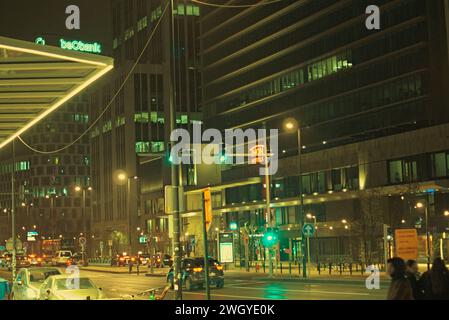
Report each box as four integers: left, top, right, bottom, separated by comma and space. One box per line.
60, 39, 102, 54
34, 37, 102, 54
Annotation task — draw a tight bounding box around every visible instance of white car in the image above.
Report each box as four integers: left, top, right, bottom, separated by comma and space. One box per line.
11, 267, 61, 300
38, 275, 106, 300
51, 251, 73, 266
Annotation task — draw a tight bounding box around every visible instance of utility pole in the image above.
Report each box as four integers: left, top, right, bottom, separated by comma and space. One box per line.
297, 127, 307, 278
11, 139, 16, 281
167, 0, 182, 300
262, 123, 273, 278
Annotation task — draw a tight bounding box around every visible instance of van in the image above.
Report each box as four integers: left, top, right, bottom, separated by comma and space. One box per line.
51, 251, 73, 266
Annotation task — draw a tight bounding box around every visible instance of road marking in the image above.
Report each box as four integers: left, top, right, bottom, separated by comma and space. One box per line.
183, 292, 265, 300
227, 286, 370, 296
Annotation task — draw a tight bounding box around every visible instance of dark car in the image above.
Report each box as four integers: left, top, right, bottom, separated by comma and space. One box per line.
167, 257, 224, 290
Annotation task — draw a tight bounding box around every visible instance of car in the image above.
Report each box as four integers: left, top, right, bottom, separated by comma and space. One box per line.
167, 257, 224, 291
11, 267, 61, 300
51, 251, 73, 266
38, 275, 106, 300
162, 254, 173, 267
114, 253, 133, 266
68, 252, 87, 266
28, 254, 43, 267
138, 254, 151, 265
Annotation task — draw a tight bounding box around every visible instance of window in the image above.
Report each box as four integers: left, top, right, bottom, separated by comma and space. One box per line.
135, 142, 150, 153
389, 160, 403, 183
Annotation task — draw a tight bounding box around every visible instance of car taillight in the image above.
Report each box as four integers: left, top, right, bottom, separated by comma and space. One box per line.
216, 265, 223, 271
193, 267, 203, 273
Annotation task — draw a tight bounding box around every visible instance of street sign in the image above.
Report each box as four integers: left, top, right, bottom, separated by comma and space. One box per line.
302, 223, 315, 237
203, 188, 212, 232
395, 229, 418, 260
219, 233, 234, 263
27, 231, 38, 242
79, 237, 86, 246
139, 235, 147, 244
249, 144, 265, 164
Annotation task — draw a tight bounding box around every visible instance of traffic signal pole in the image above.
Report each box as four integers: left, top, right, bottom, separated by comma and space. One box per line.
297, 127, 307, 278
202, 191, 211, 300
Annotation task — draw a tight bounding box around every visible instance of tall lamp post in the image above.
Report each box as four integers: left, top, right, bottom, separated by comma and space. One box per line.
416, 201, 431, 270
75, 185, 92, 266
284, 118, 307, 278
117, 172, 138, 254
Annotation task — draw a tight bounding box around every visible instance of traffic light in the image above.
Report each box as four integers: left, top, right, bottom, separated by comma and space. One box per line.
262, 228, 279, 248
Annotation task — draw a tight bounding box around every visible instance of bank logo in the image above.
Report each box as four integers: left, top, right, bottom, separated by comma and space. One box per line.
170, 122, 279, 175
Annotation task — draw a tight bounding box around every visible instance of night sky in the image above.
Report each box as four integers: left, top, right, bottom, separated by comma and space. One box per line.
0, 0, 112, 55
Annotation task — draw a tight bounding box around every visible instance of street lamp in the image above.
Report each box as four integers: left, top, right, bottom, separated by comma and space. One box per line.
284, 117, 307, 277
75, 185, 93, 266
444, 210, 449, 217
116, 172, 138, 253
416, 201, 431, 271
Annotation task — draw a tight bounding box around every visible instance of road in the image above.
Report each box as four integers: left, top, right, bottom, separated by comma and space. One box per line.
0, 268, 387, 300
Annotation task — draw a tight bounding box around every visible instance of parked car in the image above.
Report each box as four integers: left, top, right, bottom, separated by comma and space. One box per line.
51, 251, 73, 266
11, 267, 61, 300
151, 253, 172, 268
167, 257, 224, 290
38, 275, 106, 300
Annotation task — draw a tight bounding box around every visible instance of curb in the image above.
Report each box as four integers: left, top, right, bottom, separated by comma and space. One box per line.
80, 268, 148, 275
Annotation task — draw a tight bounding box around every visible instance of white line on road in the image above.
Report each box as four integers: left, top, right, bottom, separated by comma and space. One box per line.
183, 292, 265, 300
227, 286, 370, 296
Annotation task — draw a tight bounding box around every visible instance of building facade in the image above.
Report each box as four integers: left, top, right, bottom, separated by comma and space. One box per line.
90, 0, 202, 255
177, 0, 449, 265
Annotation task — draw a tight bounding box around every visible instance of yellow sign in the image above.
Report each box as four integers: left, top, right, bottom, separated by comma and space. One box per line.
395, 229, 418, 261
249, 145, 265, 164
203, 188, 212, 232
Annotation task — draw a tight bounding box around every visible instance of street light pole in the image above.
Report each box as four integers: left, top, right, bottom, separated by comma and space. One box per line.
262, 123, 273, 278
425, 205, 430, 271
296, 127, 307, 278
417, 201, 431, 271
11, 139, 16, 281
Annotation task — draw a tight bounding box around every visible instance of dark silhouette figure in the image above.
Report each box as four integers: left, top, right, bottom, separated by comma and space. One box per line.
405, 260, 422, 300
387, 257, 413, 300
418, 257, 449, 300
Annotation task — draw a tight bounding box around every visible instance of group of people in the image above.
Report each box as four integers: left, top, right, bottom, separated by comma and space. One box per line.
387, 257, 449, 300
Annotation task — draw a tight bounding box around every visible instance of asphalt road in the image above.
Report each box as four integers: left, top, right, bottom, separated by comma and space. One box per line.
0, 268, 388, 300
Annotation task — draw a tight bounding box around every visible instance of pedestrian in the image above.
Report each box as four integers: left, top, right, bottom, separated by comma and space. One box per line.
418, 257, 449, 300
405, 259, 422, 300
386, 257, 413, 300
129, 258, 134, 274
136, 256, 140, 276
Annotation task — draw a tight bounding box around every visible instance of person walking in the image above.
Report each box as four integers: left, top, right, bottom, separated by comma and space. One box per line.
128, 258, 134, 274
418, 257, 449, 300
386, 257, 413, 300
405, 259, 422, 300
